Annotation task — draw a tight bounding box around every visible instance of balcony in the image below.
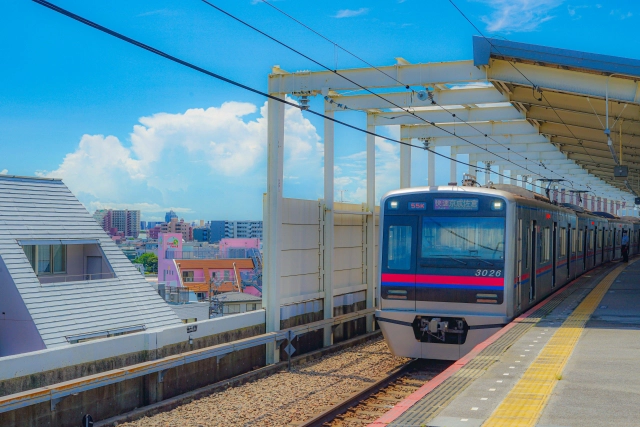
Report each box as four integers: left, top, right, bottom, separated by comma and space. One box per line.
37, 272, 117, 284
165, 249, 221, 260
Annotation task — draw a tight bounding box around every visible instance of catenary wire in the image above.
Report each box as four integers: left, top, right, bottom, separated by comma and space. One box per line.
258, 0, 578, 188
200, 0, 565, 189
33, 0, 553, 192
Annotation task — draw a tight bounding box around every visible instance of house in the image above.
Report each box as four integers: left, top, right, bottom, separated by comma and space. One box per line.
0, 175, 181, 357
215, 292, 262, 315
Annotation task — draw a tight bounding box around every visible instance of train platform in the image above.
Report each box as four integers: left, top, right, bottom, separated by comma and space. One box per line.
370, 258, 640, 427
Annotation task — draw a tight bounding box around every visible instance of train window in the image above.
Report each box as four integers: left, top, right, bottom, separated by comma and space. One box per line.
578, 230, 584, 252
597, 230, 603, 248
572, 228, 577, 253
542, 227, 551, 262
559, 228, 567, 257
589, 232, 594, 250
420, 217, 505, 261
387, 225, 412, 270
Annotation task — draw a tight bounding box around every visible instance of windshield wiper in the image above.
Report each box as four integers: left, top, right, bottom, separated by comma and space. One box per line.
466, 255, 494, 266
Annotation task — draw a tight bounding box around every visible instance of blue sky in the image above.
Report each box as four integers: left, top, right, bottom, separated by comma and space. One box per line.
1, 0, 638, 221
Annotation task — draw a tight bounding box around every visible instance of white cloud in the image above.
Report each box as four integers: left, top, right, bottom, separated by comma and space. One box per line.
38, 100, 322, 219
334, 8, 369, 18
0, 169, 7, 175
479, 0, 564, 32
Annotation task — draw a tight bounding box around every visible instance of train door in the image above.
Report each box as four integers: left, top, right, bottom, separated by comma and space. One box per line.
381, 216, 417, 310
516, 219, 523, 312
583, 226, 588, 271
530, 220, 537, 301
567, 226, 571, 277
593, 227, 597, 266
552, 222, 557, 288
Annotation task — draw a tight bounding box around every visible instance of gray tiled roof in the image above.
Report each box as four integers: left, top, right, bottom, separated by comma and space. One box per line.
217, 292, 262, 303
0, 176, 180, 348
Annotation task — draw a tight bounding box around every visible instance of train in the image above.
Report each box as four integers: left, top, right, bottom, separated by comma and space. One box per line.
375, 182, 640, 360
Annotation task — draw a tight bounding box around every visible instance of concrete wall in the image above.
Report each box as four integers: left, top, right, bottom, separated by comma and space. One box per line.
0, 256, 46, 356
0, 310, 265, 394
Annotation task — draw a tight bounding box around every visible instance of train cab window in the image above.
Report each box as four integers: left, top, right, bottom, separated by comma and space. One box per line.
420, 217, 505, 261
542, 227, 551, 262
559, 228, 567, 257
387, 225, 412, 270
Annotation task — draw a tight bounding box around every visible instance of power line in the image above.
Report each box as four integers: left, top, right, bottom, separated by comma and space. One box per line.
32, 0, 552, 192
257, 0, 578, 188
446, 0, 601, 190
201, 0, 563, 188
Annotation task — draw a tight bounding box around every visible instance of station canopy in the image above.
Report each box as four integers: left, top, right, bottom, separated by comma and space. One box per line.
270, 36, 640, 205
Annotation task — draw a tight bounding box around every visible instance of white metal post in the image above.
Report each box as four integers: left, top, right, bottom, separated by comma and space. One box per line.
400, 132, 411, 188
498, 165, 504, 184
264, 92, 285, 364
366, 114, 376, 332
469, 154, 477, 177
428, 149, 436, 186
450, 146, 457, 184
323, 107, 335, 347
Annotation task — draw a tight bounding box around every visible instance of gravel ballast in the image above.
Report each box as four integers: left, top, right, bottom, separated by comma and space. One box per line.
120, 338, 409, 427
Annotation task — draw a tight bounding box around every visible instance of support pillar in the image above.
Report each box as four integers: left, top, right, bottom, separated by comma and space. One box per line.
484, 162, 493, 185
264, 94, 285, 364
323, 107, 335, 347
400, 132, 411, 188
469, 154, 477, 177
428, 149, 435, 186
366, 114, 376, 332
498, 165, 504, 184
450, 146, 457, 184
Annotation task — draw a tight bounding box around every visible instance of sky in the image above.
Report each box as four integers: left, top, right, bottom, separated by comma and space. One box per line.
1, 0, 639, 222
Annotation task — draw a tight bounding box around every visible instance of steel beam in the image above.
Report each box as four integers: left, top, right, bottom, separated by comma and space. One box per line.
270, 60, 485, 94
400, 120, 538, 139
371, 105, 523, 126
325, 87, 508, 112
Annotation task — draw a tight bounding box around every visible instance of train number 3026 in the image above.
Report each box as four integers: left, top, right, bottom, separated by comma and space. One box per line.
475, 269, 502, 277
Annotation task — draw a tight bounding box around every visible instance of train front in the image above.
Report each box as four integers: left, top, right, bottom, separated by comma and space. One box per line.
376, 187, 512, 360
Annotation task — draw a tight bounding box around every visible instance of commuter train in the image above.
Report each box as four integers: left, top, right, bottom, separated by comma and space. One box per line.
376, 183, 640, 360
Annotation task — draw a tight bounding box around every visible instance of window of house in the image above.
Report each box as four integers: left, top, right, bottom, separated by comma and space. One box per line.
23, 244, 67, 275
247, 303, 257, 311
227, 304, 240, 313
182, 270, 194, 283
224, 270, 230, 281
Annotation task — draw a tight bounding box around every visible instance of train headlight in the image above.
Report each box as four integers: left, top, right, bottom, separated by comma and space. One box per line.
389, 200, 399, 209
491, 200, 504, 211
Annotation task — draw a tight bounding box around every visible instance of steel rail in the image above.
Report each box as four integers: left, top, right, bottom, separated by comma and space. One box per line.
298, 359, 420, 427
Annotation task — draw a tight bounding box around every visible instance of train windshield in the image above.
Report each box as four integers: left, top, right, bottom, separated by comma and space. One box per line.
421, 217, 505, 261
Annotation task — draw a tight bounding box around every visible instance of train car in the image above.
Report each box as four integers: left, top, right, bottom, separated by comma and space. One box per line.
376, 183, 630, 360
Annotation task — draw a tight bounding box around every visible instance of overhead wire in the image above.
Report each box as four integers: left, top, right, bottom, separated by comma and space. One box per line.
200, 0, 564, 189
32, 0, 551, 192
446, 0, 603, 191
258, 0, 577, 188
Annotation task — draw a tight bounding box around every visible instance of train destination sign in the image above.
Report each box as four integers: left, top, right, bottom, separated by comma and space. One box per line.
434, 198, 479, 211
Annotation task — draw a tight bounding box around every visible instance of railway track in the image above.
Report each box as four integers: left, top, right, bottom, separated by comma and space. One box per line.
300, 359, 451, 427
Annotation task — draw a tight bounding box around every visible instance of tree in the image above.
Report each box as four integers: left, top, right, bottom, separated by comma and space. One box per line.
134, 252, 158, 273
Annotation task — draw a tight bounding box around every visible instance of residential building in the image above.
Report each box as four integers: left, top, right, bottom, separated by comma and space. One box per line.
160, 217, 193, 242
209, 220, 263, 243
0, 175, 180, 357
217, 292, 262, 315
193, 227, 210, 242
147, 221, 161, 229
148, 224, 161, 240
157, 233, 257, 300
93, 209, 141, 238
140, 221, 146, 230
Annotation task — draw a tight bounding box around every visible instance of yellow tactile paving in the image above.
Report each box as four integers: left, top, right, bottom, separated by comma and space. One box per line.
482, 261, 635, 427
